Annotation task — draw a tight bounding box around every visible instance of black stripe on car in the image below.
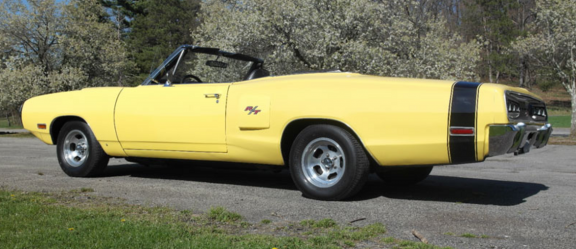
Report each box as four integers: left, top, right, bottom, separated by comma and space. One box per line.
447, 81, 482, 164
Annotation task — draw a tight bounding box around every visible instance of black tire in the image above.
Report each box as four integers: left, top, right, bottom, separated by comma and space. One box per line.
56, 121, 109, 177
289, 125, 370, 201
375, 166, 433, 185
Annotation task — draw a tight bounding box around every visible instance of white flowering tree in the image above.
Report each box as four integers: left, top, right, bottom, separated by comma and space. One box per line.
513, 0, 576, 137
0, 0, 135, 124
194, 0, 480, 80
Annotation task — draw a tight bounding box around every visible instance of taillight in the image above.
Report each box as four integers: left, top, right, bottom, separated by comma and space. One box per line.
507, 101, 521, 119
450, 127, 475, 135
530, 106, 547, 119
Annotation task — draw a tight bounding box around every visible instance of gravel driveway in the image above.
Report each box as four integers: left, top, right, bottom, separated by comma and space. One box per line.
1, 137, 575, 248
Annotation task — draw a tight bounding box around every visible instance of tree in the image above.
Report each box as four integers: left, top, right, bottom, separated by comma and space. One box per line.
61, 0, 136, 87
462, 0, 521, 83
126, 0, 201, 85
513, 0, 576, 137
195, 0, 480, 80
0, 0, 135, 124
99, 0, 143, 40
509, 0, 537, 88
0, 0, 64, 73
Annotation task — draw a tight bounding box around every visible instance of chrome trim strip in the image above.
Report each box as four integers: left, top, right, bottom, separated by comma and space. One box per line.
538, 123, 552, 131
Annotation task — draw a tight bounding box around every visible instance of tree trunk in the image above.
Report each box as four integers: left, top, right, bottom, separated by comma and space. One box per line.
519, 58, 525, 87
14, 110, 22, 126
5, 113, 10, 127
571, 92, 576, 138
488, 62, 493, 83
488, 43, 493, 83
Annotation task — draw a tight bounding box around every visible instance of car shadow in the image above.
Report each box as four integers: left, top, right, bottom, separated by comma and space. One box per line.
102, 162, 299, 191
101, 162, 548, 206
353, 175, 549, 206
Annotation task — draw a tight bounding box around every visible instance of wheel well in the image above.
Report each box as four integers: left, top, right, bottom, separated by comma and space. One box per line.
50, 116, 87, 144
280, 119, 378, 167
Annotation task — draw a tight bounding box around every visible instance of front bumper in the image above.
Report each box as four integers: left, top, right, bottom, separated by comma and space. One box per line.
488, 123, 552, 157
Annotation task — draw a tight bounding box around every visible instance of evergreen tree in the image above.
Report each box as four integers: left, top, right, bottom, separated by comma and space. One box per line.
126, 0, 201, 85
462, 0, 521, 83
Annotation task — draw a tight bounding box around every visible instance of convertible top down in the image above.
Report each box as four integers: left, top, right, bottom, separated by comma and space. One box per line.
22, 45, 552, 200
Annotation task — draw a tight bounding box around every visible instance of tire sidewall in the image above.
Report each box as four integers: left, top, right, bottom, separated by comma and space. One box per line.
56, 121, 104, 177
289, 125, 362, 200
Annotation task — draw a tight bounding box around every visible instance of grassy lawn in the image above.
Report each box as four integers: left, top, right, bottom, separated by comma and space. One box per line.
0, 189, 450, 249
0, 117, 23, 129
548, 116, 571, 128
546, 106, 571, 116
0, 132, 34, 138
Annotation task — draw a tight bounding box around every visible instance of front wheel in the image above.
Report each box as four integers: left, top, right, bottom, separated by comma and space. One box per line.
375, 166, 433, 185
289, 125, 370, 201
56, 121, 109, 177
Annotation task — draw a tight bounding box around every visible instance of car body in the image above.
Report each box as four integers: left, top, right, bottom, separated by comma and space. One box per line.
22, 45, 553, 200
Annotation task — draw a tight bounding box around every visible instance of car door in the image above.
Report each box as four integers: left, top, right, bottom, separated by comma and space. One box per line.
114, 83, 229, 153
114, 48, 232, 153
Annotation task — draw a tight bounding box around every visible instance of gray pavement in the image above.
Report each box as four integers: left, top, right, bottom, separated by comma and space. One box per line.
0, 137, 575, 248
551, 127, 570, 137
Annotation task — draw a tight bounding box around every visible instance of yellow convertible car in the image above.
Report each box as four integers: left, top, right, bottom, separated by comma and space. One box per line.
22, 45, 552, 200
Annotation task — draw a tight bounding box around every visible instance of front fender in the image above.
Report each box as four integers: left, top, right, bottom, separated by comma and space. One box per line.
22, 87, 125, 156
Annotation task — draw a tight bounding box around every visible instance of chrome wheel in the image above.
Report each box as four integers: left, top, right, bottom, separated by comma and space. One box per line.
63, 129, 89, 167
301, 137, 346, 188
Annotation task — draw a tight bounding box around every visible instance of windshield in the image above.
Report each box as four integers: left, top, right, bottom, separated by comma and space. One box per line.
143, 46, 261, 85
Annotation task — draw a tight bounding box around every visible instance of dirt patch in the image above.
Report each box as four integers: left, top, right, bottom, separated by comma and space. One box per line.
548, 136, 576, 145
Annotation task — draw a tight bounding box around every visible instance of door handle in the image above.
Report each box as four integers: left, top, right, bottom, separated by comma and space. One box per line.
204, 93, 220, 99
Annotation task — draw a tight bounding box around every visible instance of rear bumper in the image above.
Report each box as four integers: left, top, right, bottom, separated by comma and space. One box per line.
488, 123, 552, 157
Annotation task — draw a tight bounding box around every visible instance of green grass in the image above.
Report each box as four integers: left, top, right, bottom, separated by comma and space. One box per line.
298, 219, 338, 229
382, 236, 397, 243
1, 189, 430, 249
443, 232, 490, 240
460, 233, 477, 238
548, 115, 571, 128
0, 132, 34, 138
547, 106, 572, 116
0, 117, 23, 129
261, 219, 271, 224
314, 218, 337, 228
207, 206, 243, 223
380, 237, 452, 249
299, 219, 316, 227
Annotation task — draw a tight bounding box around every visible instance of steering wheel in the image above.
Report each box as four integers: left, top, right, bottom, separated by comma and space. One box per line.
181, 74, 203, 83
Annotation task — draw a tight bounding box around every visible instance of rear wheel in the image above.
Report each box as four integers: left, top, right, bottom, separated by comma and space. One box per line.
289, 125, 370, 201
56, 121, 109, 177
375, 166, 433, 185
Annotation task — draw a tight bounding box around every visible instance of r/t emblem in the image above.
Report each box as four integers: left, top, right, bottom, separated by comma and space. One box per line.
245, 106, 261, 115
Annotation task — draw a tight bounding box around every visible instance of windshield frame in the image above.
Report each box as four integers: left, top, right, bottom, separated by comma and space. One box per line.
141, 45, 264, 85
